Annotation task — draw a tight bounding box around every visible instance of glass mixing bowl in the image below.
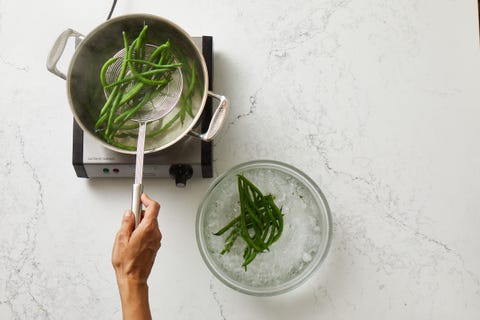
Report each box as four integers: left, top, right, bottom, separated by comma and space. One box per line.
195, 160, 332, 296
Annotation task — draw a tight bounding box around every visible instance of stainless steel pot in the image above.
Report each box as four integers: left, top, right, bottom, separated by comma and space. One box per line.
47, 14, 228, 154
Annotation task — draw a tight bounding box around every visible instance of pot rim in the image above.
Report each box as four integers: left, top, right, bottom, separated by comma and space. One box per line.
66, 13, 209, 155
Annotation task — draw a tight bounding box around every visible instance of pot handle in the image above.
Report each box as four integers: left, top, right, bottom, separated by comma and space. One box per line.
46, 28, 84, 80
190, 92, 229, 141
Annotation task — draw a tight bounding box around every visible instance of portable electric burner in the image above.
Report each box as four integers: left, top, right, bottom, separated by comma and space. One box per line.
72, 36, 214, 187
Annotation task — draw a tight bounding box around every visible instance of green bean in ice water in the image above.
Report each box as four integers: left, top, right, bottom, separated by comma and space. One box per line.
213, 175, 284, 271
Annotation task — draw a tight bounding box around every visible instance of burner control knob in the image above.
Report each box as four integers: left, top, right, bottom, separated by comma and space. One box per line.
169, 164, 193, 188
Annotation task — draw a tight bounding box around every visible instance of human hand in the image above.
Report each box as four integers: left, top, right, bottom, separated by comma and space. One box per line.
112, 193, 162, 320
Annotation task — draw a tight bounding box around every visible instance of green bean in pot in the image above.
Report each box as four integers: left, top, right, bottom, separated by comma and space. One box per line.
94, 24, 198, 149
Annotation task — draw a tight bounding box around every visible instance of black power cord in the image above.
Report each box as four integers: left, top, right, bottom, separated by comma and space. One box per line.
107, 0, 118, 20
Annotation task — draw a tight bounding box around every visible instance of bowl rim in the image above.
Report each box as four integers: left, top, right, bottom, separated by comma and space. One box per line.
195, 159, 333, 296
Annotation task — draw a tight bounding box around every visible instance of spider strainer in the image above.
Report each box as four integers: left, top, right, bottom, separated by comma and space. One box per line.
105, 44, 183, 227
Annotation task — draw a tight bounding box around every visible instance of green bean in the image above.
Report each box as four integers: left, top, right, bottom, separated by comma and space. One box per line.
186, 60, 196, 97
147, 40, 171, 63
95, 26, 197, 148
267, 196, 284, 242
135, 25, 148, 69
100, 56, 120, 88
176, 59, 196, 123
239, 201, 263, 252
108, 91, 153, 139
126, 39, 175, 86
127, 59, 182, 70
242, 248, 257, 270
261, 196, 278, 229
263, 201, 279, 246
96, 85, 120, 126
260, 208, 275, 246
127, 65, 173, 86
142, 112, 179, 138
239, 179, 263, 232
239, 175, 264, 198
95, 111, 109, 128
239, 199, 263, 252
214, 174, 286, 270
220, 227, 240, 255
113, 88, 155, 124
105, 87, 125, 137
103, 69, 169, 90
263, 225, 276, 249
117, 82, 144, 106
103, 32, 141, 118
213, 216, 240, 236
107, 139, 136, 151
97, 31, 130, 132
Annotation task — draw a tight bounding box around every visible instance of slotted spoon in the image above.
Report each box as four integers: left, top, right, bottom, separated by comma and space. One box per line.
105, 45, 183, 227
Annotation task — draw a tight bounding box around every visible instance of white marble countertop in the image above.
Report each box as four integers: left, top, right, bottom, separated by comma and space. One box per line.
1, 0, 480, 319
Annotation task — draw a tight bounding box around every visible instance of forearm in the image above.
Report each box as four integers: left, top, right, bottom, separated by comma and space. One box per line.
112, 194, 161, 320
117, 279, 152, 320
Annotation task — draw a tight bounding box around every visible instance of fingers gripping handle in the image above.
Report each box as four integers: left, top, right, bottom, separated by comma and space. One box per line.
131, 183, 143, 228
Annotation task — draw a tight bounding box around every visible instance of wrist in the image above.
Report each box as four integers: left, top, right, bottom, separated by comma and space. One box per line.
116, 275, 148, 290
116, 278, 151, 320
